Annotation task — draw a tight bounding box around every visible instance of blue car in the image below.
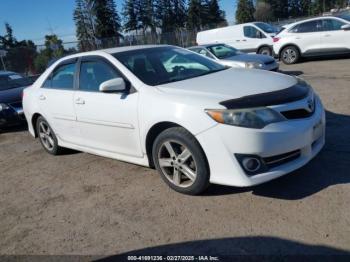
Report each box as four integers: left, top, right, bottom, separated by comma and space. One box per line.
0, 71, 33, 127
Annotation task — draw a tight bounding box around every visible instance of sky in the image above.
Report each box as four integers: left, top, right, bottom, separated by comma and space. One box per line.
0, 0, 237, 45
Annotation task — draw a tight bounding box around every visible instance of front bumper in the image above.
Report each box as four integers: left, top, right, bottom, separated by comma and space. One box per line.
196, 97, 325, 187
0, 104, 25, 127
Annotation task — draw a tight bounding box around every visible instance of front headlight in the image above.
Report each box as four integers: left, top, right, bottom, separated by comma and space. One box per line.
206, 107, 286, 129
0, 103, 10, 112
245, 62, 263, 69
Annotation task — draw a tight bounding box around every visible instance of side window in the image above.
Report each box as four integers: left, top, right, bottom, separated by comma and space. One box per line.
291, 21, 320, 33
198, 48, 215, 59
321, 19, 345, 31
243, 26, 266, 38
79, 60, 120, 92
50, 63, 76, 89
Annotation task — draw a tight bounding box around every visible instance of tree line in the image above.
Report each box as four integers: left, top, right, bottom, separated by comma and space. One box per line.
236, 0, 349, 23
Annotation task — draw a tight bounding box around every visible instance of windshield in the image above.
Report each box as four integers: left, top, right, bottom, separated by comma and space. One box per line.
113, 47, 227, 86
207, 44, 241, 59
0, 73, 31, 91
336, 14, 350, 22
254, 22, 278, 33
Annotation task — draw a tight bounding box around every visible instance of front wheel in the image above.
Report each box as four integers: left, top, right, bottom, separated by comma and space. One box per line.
152, 127, 210, 195
281, 46, 300, 64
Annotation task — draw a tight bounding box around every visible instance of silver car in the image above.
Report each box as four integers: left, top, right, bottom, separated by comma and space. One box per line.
188, 44, 279, 71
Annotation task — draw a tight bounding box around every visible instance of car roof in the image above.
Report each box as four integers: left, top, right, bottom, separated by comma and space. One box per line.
54, 45, 173, 64
283, 16, 345, 29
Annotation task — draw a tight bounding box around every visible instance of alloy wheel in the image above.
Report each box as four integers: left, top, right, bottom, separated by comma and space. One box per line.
283, 48, 297, 64
157, 140, 197, 188
38, 121, 55, 151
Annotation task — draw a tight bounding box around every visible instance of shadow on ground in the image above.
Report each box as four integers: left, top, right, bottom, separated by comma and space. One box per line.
97, 236, 350, 261
278, 70, 303, 76
203, 110, 350, 200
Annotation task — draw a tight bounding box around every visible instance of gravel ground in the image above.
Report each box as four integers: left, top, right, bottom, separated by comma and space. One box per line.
0, 57, 349, 258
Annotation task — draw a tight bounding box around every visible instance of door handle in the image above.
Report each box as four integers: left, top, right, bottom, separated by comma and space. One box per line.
236, 40, 240, 42
242, 39, 247, 42
324, 34, 331, 37
75, 98, 85, 105
39, 94, 46, 100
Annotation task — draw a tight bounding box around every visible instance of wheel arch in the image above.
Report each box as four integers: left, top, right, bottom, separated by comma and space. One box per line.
257, 45, 272, 54
144, 121, 209, 169
31, 113, 43, 138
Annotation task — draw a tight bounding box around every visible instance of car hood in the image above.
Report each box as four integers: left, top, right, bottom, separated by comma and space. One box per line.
156, 68, 297, 104
223, 54, 275, 64
0, 86, 27, 104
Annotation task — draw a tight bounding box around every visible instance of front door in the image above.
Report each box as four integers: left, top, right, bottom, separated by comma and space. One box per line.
74, 56, 142, 157
320, 18, 350, 53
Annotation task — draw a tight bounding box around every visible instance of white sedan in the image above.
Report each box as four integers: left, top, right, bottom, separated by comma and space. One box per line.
23, 45, 325, 195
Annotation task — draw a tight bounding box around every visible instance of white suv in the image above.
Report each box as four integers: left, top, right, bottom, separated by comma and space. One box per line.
274, 16, 350, 64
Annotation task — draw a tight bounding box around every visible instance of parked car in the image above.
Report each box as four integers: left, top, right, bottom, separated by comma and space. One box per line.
274, 16, 350, 64
0, 71, 32, 127
23, 45, 325, 195
197, 22, 278, 56
188, 44, 279, 71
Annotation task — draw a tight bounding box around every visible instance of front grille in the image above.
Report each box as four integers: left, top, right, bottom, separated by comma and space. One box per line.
263, 150, 301, 169
281, 109, 313, 119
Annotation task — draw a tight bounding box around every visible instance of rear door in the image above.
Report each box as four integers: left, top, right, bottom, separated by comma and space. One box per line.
289, 20, 322, 55
319, 18, 350, 53
74, 56, 142, 157
37, 59, 79, 143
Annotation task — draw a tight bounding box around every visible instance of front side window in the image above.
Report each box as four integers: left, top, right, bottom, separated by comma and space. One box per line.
44, 63, 76, 89
79, 60, 120, 92
244, 26, 266, 38
254, 22, 278, 34
113, 47, 226, 86
321, 19, 346, 31
207, 45, 241, 59
291, 20, 320, 33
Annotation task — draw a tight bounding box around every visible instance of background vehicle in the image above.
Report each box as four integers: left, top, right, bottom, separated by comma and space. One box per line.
197, 22, 278, 56
274, 16, 350, 64
188, 44, 279, 71
0, 71, 32, 127
23, 45, 325, 195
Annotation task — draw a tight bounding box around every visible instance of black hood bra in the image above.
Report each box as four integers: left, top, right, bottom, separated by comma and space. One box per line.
220, 82, 310, 109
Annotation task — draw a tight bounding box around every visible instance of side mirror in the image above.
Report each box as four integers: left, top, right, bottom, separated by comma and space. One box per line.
341, 24, 350, 31
99, 78, 126, 93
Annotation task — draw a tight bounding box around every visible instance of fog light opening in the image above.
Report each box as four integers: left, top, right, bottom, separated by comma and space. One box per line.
242, 157, 261, 173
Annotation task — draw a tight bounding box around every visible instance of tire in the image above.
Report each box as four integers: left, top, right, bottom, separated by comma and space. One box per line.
36, 116, 64, 155
281, 46, 300, 64
152, 127, 210, 195
258, 46, 272, 56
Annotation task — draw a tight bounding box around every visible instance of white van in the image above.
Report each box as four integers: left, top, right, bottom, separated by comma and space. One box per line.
196, 22, 278, 56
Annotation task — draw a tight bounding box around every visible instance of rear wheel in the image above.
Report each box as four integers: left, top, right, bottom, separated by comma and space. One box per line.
281, 46, 300, 64
152, 127, 210, 195
258, 46, 272, 56
36, 116, 64, 155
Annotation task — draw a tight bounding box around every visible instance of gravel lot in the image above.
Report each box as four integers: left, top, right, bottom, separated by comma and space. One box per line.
0, 57, 350, 258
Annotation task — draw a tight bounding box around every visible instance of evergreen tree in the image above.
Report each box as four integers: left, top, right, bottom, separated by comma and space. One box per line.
187, 0, 202, 31
73, 0, 95, 51
122, 0, 138, 32
236, 0, 255, 24
0, 23, 17, 49
94, 0, 121, 45
205, 0, 227, 28
264, 0, 288, 21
